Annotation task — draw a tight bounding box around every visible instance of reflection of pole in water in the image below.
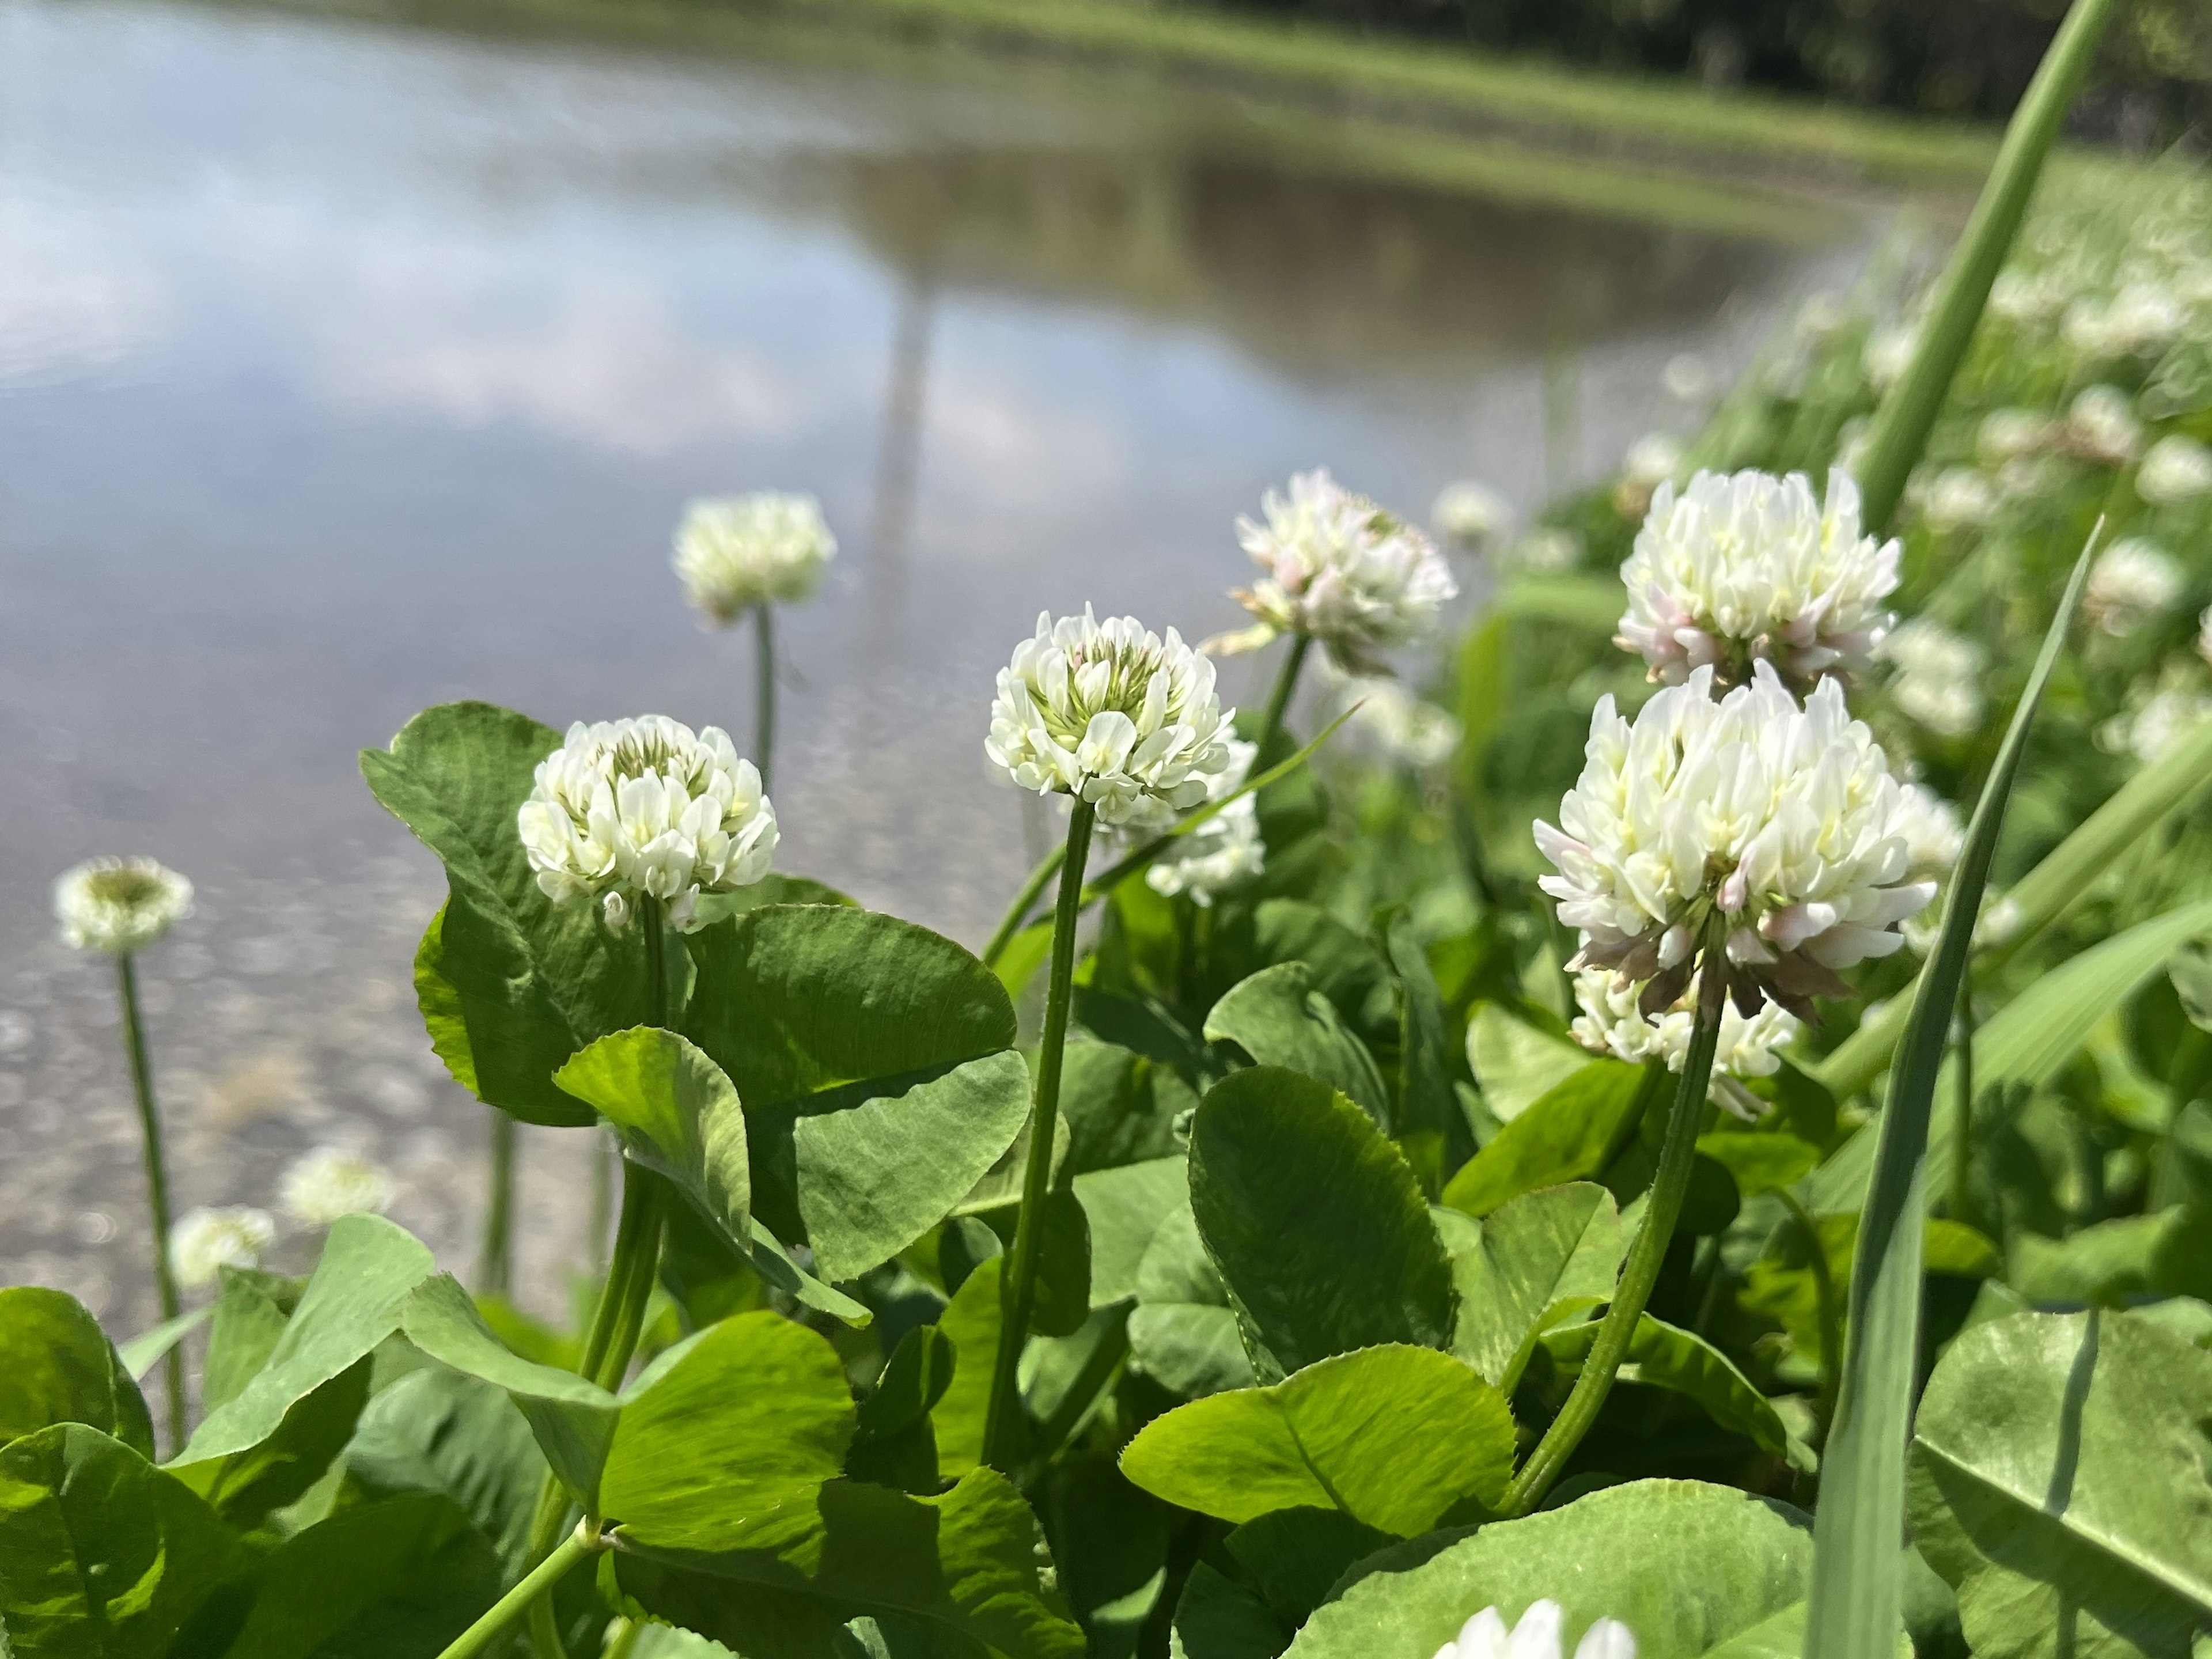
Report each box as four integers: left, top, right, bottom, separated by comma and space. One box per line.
865, 270, 937, 660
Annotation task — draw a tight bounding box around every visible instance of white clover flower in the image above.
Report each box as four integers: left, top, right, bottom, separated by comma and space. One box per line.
2063, 284, 2184, 360
1571, 966, 1799, 1080
1514, 529, 1582, 574
1433, 1601, 1635, 1659
2062, 386, 2142, 466
54, 858, 194, 956
518, 715, 777, 931
1988, 269, 2068, 328
2083, 538, 2182, 637
1432, 479, 1513, 551
1922, 467, 1995, 533
1221, 470, 1456, 671
1144, 738, 1264, 907
2137, 434, 2212, 505
2199, 605, 2212, 669
1534, 662, 1948, 1018
672, 493, 836, 626
1334, 676, 1461, 769
278, 1147, 397, 1227
1794, 291, 1844, 342
987, 607, 1234, 833
1863, 323, 1918, 389
1976, 409, 2055, 468
1612, 433, 1683, 518
1615, 468, 1899, 690
1893, 782, 1966, 884
2099, 688, 2212, 764
1662, 353, 1714, 402
171, 1206, 275, 1288
1878, 618, 1986, 739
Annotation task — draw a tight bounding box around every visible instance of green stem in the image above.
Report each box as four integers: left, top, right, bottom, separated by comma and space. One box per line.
1253, 632, 1312, 759
1501, 918, 1729, 1517
1776, 1185, 1840, 1438
478, 1114, 517, 1297
753, 602, 776, 795
1950, 987, 1975, 1226
982, 801, 1096, 1471
982, 845, 1066, 970
117, 953, 184, 1452
436, 1529, 597, 1659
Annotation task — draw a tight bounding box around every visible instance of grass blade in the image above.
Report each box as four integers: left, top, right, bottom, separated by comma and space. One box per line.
1803, 534, 2096, 1659
1849, 0, 2118, 533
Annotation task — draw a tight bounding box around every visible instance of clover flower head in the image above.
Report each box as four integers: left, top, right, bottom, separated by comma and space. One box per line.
278, 1147, 397, 1227
1612, 433, 1683, 518
2099, 688, 2212, 765
1863, 323, 1917, 389
1615, 468, 1899, 691
54, 858, 194, 956
1976, 409, 2055, 468
672, 492, 836, 626
1988, 270, 2068, 328
1335, 675, 1461, 769
2084, 538, 2182, 637
1223, 470, 1456, 671
1433, 1601, 1635, 1659
1514, 530, 1582, 574
518, 715, 777, 932
1432, 479, 1513, 551
1571, 966, 1800, 1080
1877, 618, 1986, 739
1922, 467, 1995, 532
171, 1206, 275, 1288
2137, 435, 2212, 505
987, 607, 1234, 832
2063, 386, 2142, 466
1534, 662, 1948, 1019
2064, 283, 2184, 360
1145, 738, 1264, 907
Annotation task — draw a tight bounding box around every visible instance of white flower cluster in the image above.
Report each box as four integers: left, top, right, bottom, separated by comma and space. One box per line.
278, 1147, 397, 1227
1434, 1601, 1634, 1659
1145, 738, 1265, 907
54, 858, 195, 956
672, 492, 836, 626
1432, 479, 1513, 551
1534, 663, 1952, 1017
171, 1206, 275, 1288
1334, 676, 1461, 769
1611, 432, 1683, 519
2138, 435, 2212, 506
518, 716, 777, 931
1615, 468, 1900, 690
1877, 617, 1986, 738
2084, 539, 2183, 637
1222, 469, 1456, 671
987, 607, 1235, 832
1571, 966, 1800, 1081
2099, 687, 2212, 765
2062, 386, 2142, 466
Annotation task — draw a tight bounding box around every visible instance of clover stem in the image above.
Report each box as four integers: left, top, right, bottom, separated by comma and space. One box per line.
1253, 631, 1312, 757
1499, 912, 1729, 1517
117, 952, 185, 1450
753, 601, 776, 794
1776, 1184, 1840, 1440
478, 1114, 516, 1297
437, 1528, 599, 1659
983, 800, 1096, 1471
982, 844, 1066, 969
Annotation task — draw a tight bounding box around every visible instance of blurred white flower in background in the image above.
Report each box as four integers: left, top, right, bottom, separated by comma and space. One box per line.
2199, 605, 2212, 668
1976, 408, 2055, 468
1612, 432, 1683, 518
1988, 269, 2069, 327
278, 1147, 397, 1227
518, 715, 777, 931
1863, 321, 1918, 389
171, 1206, 275, 1287
2084, 538, 2183, 636
1431, 479, 1513, 552
1878, 618, 1986, 738
987, 607, 1234, 832
1334, 675, 1461, 770
1433, 1601, 1635, 1659
2137, 434, 2212, 505
671, 492, 836, 626
1513, 529, 1584, 574
2063, 283, 2184, 361
1922, 467, 1996, 532
1144, 738, 1265, 907
1615, 468, 1899, 689
2062, 385, 2142, 465
54, 858, 195, 956
1571, 966, 1799, 1080
2099, 687, 2212, 764
1219, 469, 1456, 671
1535, 662, 1952, 1018
1662, 353, 1714, 402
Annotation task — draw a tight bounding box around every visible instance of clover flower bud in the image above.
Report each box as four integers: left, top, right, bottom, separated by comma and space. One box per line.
2062, 386, 2142, 466
1571, 967, 1799, 1081
54, 858, 194, 956
987, 607, 1234, 833
1877, 618, 1986, 739
171, 1206, 275, 1288
2084, 538, 2182, 637
1534, 662, 1948, 1020
1218, 470, 1456, 672
2137, 435, 2212, 505
278, 1147, 397, 1227
1144, 738, 1265, 907
518, 715, 777, 931
1431, 479, 1512, 552
1433, 1601, 1635, 1659
672, 492, 836, 626
1615, 468, 1899, 692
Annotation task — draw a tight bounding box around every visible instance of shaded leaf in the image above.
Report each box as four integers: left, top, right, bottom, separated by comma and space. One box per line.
1442, 1060, 1654, 1219
1129, 1206, 1258, 1400
1171, 1564, 1289, 1659
1444, 1182, 1622, 1392
1467, 1005, 1588, 1125
0, 1287, 153, 1460
931, 1256, 1004, 1480
344, 1365, 547, 1573
1205, 963, 1391, 1128
1541, 1314, 1805, 1470
1073, 1156, 1188, 1309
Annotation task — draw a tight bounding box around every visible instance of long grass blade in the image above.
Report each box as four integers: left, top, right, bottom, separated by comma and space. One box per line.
1802, 533, 2096, 1659
1849, 0, 2117, 533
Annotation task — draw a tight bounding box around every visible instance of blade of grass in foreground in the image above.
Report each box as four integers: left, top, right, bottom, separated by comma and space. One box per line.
1849, 0, 2117, 535
1802, 533, 2097, 1659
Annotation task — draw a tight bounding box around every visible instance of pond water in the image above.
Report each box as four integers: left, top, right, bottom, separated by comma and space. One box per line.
0, 0, 1878, 1324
